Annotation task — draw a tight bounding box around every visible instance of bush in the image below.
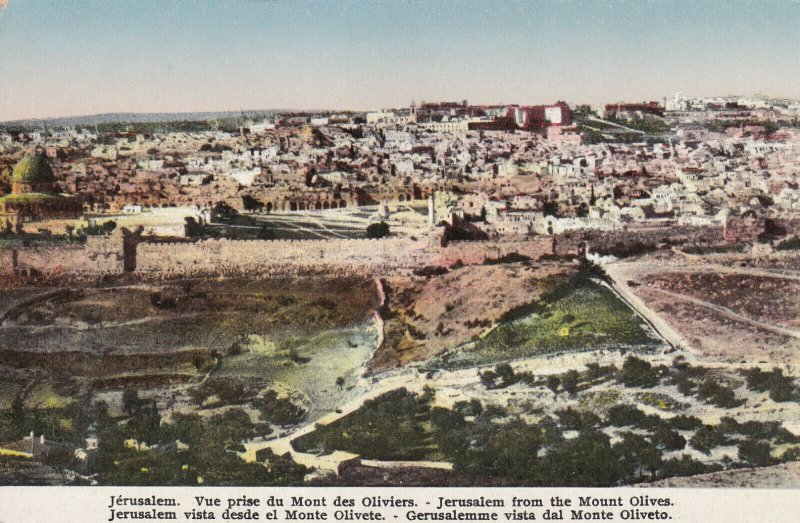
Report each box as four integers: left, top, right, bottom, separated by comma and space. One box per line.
620, 356, 660, 388
413, 265, 449, 277
546, 375, 561, 394
253, 391, 306, 426
652, 426, 687, 451
742, 368, 798, 402
607, 404, 647, 428
562, 370, 580, 395
738, 439, 775, 467
366, 221, 390, 239
585, 362, 617, 381
668, 414, 703, 431
690, 425, 729, 454
535, 430, 626, 487
453, 399, 483, 417
613, 432, 663, 480
718, 417, 800, 444
556, 408, 601, 431
479, 364, 517, 390
697, 378, 744, 408
659, 455, 721, 479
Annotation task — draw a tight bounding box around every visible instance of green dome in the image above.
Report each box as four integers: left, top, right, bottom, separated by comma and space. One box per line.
11, 153, 55, 185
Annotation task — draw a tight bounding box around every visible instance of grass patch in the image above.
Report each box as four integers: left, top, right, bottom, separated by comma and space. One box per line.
635, 392, 689, 412
435, 274, 660, 369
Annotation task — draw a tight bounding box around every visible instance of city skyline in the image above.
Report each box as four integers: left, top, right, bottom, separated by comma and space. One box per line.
1, 0, 799, 121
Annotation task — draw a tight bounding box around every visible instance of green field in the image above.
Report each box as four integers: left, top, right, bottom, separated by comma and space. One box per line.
435, 274, 662, 369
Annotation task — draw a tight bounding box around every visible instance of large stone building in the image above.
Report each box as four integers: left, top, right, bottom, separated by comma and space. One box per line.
0, 152, 83, 231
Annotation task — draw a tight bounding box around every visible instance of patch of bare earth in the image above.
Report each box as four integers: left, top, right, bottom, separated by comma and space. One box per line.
368, 262, 575, 373
635, 287, 800, 364
642, 272, 800, 329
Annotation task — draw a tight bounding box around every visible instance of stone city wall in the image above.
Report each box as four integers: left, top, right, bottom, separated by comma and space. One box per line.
1, 235, 556, 277
434, 237, 553, 266
134, 237, 436, 276
554, 224, 724, 257
0, 237, 123, 276
134, 237, 555, 276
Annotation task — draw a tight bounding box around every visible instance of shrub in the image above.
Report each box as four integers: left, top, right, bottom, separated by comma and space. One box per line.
413, 265, 449, 277
366, 221, 390, 239
697, 378, 744, 408
690, 425, 729, 454
607, 404, 647, 428
668, 414, 703, 431
620, 356, 659, 388
556, 408, 602, 431
659, 455, 721, 479
738, 439, 775, 467
742, 368, 797, 402
546, 375, 561, 394
562, 370, 580, 395
652, 426, 687, 451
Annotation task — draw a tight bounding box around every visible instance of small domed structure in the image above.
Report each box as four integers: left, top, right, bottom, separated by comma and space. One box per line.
11, 152, 56, 194
0, 151, 82, 231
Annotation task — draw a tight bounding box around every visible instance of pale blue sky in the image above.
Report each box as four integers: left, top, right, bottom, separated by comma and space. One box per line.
1, 0, 798, 120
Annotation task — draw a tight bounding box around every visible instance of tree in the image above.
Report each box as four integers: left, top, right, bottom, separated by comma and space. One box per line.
546, 375, 561, 394
335, 377, 345, 390
556, 408, 601, 431
242, 195, 263, 212
495, 363, 516, 387
366, 221, 390, 239
184, 217, 203, 237
101, 220, 117, 234
620, 356, 659, 388
479, 369, 497, 389
213, 202, 238, 221
607, 404, 647, 428
738, 439, 774, 467
562, 370, 580, 395
614, 432, 662, 480
652, 425, 686, 451
536, 430, 625, 487
122, 390, 141, 416
690, 425, 729, 454
697, 378, 743, 408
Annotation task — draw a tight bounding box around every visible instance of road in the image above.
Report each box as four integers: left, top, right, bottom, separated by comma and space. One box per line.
603, 263, 692, 351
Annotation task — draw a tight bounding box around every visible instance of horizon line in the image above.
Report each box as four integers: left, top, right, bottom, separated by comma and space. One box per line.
1, 92, 790, 126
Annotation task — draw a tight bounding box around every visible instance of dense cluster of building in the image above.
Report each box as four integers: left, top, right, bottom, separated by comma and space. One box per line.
1, 93, 799, 248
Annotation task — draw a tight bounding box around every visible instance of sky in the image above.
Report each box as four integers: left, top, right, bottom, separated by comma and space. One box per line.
0, 0, 799, 120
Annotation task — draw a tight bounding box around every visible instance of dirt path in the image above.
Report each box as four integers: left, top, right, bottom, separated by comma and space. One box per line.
666, 254, 800, 282
0, 311, 207, 332
645, 286, 800, 340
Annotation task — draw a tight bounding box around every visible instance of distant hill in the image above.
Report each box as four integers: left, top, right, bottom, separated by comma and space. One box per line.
0, 110, 284, 130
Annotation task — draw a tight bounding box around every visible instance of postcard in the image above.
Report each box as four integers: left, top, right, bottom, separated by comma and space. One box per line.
1, 1, 799, 522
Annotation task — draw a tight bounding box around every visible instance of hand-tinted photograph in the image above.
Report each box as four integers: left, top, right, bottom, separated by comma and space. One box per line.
1, 0, 799, 489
